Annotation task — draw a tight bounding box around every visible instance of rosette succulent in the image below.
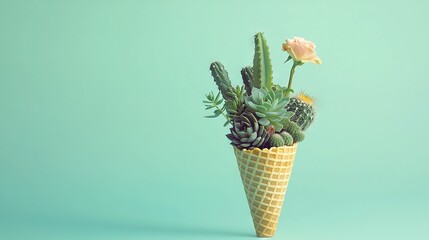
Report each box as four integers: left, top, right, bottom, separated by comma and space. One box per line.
245, 87, 292, 131
226, 111, 270, 150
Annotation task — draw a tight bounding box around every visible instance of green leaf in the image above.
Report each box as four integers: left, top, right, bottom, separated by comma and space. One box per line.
205, 106, 215, 110
255, 105, 268, 113
255, 112, 266, 118
223, 120, 230, 127
277, 100, 289, 109
215, 91, 221, 101
285, 111, 294, 118
246, 101, 258, 111
225, 92, 236, 100
247, 132, 257, 142
258, 118, 270, 126
284, 55, 292, 63
262, 102, 272, 109
273, 122, 283, 132
214, 109, 222, 116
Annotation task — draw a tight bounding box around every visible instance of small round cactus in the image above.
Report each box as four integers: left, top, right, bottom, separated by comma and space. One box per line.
268, 133, 285, 148
280, 131, 294, 146
284, 121, 305, 143
286, 92, 316, 131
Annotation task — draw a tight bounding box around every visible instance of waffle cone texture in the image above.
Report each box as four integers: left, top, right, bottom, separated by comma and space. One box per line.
233, 144, 298, 238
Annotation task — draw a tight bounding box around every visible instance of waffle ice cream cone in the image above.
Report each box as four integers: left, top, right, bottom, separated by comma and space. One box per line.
233, 144, 298, 238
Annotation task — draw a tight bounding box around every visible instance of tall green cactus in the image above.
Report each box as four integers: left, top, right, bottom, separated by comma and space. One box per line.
241, 66, 253, 96
252, 32, 273, 90
209, 61, 246, 119
210, 62, 234, 101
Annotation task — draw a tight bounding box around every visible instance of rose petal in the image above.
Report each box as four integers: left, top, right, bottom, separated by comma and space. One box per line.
310, 56, 322, 64
300, 45, 317, 61
292, 44, 307, 60
283, 37, 321, 64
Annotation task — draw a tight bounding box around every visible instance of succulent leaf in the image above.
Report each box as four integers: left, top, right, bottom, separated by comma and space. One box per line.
203, 91, 230, 124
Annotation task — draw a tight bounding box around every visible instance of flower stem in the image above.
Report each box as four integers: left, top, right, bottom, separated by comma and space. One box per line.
285, 61, 299, 97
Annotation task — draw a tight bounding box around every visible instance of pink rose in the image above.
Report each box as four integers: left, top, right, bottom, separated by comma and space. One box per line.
282, 37, 322, 64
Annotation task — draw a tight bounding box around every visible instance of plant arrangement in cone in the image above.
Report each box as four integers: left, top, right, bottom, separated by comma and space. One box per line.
203, 32, 322, 237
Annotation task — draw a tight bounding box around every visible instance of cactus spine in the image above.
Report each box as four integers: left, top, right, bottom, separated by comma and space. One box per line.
286, 92, 316, 131
252, 32, 273, 90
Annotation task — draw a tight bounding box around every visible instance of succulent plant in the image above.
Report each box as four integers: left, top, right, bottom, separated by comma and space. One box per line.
210, 62, 234, 101
226, 111, 270, 150
205, 33, 321, 147
280, 131, 294, 146
244, 87, 293, 132
286, 92, 316, 131
252, 32, 273, 90
283, 121, 305, 143
209, 62, 246, 120
224, 85, 246, 119
241, 66, 253, 96
268, 133, 284, 148
203, 91, 230, 127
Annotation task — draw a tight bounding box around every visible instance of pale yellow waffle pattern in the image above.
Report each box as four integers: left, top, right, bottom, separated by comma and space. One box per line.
233, 144, 298, 237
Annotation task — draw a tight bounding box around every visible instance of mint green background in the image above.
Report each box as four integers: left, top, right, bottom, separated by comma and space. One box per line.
1, 0, 428, 239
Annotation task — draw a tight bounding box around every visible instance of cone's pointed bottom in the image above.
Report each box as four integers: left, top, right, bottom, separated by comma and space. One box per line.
233, 144, 298, 238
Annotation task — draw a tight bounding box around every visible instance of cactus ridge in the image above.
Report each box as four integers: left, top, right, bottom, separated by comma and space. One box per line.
252, 32, 273, 90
